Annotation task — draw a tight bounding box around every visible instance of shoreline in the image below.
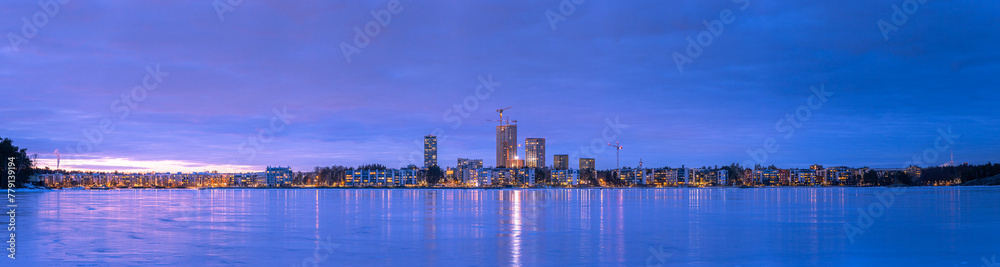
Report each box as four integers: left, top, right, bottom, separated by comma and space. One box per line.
32, 184, 1000, 191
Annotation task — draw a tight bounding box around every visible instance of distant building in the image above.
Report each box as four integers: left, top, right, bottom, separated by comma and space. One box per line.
457, 158, 484, 185
525, 138, 546, 168
619, 168, 652, 185
674, 168, 692, 185
578, 158, 596, 185
496, 125, 517, 167
424, 135, 438, 168
231, 172, 264, 187
688, 169, 729, 186
652, 168, 672, 186
481, 168, 535, 186
579, 158, 595, 170
553, 154, 569, 170
825, 166, 852, 185
754, 169, 781, 185
550, 169, 579, 186
266, 166, 293, 187
906, 165, 922, 180
790, 169, 817, 185
345, 168, 421, 187
779, 169, 791, 185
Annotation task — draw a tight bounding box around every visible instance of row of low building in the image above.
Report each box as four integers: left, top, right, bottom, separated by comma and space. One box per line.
742, 165, 921, 186
620, 168, 728, 186
450, 157, 595, 187
33, 166, 295, 188
344, 167, 422, 187
614, 165, 923, 186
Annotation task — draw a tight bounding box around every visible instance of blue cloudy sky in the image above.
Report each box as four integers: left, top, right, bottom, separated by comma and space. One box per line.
1, 0, 998, 172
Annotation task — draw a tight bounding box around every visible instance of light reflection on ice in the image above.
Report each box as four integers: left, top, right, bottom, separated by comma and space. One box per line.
13, 187, 1000, 266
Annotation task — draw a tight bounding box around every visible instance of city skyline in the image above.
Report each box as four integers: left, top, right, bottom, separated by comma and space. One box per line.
3, 1, 999, 173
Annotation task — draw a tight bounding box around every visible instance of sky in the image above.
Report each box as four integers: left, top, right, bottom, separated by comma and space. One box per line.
1, 0, 999, 172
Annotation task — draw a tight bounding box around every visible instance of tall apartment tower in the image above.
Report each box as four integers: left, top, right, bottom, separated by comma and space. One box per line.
424, 135, 437, 168
496, 124, 517, 167
579, 158, 595, 170
553, 154, 569, 170
524, 138, 546, 168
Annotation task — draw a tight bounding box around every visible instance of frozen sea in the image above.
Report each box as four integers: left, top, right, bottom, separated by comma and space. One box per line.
11, 187, 1000, 266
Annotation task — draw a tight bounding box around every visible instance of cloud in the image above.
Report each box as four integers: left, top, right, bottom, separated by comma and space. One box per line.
2, 0, 999, 171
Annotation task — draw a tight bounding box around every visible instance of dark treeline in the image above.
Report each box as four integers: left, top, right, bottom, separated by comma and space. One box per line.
920, 163, 1000, 184
1, 137, 34, 189
312, 166, 348, 186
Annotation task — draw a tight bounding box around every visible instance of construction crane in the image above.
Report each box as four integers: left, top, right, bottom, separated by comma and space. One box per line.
486, 119, 517, 125
492, 107, 516, 168
496, 107, 512, 125
608, 141, 623, 173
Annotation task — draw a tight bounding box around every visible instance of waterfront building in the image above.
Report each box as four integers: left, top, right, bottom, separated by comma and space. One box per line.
675, 168, 692, 185
496, 124, 517, 167
525, 138, 546, 168
779, 169, 791, 185
457, 158, 484, 185
550, 169, 579, 186
652, 168, 672, 186
688, 169, 729, 186
619, 168, 652, 185
345, 168, 421, 187
424, 135, 438, 168
579, 158, 596, 185
231, 172, 264, 187
482, 168, 535, 186
553, 154, 569, 170
754, 169, 781, 186
825, 166, 852, 185
266, 166, 294, 187
790, 169, 817, 185
265, 166, 294, 187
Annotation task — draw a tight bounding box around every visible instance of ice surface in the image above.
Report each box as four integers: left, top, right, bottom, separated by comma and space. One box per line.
12, 187, 1000, 266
